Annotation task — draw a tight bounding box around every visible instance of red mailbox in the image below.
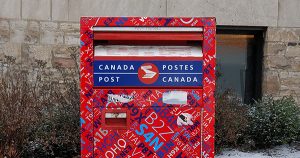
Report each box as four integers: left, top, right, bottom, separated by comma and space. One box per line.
80, 17, 216, 158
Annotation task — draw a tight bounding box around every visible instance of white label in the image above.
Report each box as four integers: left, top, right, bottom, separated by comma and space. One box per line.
162, 91, 187, 105
107, 94, 134, 103
95, 45, 203, 57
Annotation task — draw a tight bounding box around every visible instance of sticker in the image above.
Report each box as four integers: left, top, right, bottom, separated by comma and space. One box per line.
163, 91, 187, 104
177, 113, 193, 126
107, 94, 134, 103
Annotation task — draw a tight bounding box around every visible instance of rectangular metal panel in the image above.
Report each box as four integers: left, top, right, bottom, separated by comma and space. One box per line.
93, 27, 203, 32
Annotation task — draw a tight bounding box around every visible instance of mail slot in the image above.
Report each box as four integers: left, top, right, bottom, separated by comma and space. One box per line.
80, 17, 216, 158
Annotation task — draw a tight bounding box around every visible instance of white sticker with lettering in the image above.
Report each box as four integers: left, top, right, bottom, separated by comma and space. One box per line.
107, 94, 134, 103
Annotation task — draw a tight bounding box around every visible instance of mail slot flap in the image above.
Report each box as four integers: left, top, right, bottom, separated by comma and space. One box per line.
93, 27, 203, 41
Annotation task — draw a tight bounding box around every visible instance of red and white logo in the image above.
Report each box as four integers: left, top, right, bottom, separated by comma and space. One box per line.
138, 63, 159, 84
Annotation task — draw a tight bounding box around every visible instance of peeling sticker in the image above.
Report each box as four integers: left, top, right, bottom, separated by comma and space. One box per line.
177, 113, 193, 126
162, 91, 187, 104
107, 94, 134, 103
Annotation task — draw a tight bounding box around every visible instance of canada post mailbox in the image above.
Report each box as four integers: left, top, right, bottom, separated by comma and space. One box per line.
80, 17, 216, 158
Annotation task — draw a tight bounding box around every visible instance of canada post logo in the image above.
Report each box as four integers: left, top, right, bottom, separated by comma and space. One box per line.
93, 60, 203, 87
138, 63, 159, 84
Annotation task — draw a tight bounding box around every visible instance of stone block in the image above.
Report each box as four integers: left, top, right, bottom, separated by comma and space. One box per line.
52, 0, 68, 21
286, 46, 300, 57
267, 28, 299, 42
10, 30, 25, 43
21, 44, 52, 67
264, 55, 290, 70
0, 0, 21, 19
52, 57, 76, 68
68, 0, 166, 22
9, 20, 40, 44
10, 20, 27, 30
279, 72, 300, 89
0, 43, 22, 62
40, 31, 64, 45
262, 71, 280, 95
59, 23, 80, 33
40, 22, 58, 31
51, 46, 77, 68
0, 20, 10, 43
264, 42, 287, 56
27, 21, 40, 31
278, 0, 300, 27
24, 30, 39, 44
290, 59, 300, 71
167, 0, 278, 26
64, 33, 80, 45
22, 0, 51, 20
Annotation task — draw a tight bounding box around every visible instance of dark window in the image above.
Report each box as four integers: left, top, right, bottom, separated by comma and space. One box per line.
216, 27, 265, 104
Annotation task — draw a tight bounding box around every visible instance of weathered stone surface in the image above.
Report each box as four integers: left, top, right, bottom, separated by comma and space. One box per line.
264, 42, 287, 56
21, 44, 52, 67
68, 0, 167, 22
0, 0, 21, 19
10, 21, 40, 44
10, 30, 25, 43
264, 55, 290, 70
286, 46, 300, 57
64, 33, 79, 45
52, 57, 76, 68
0, 43, 22, 62
167, 0, 278, 26
10, 20, 27, 30
52, 46, 73, 58
59, 23, 80, 33
51, 46, 77, 68
0, 20, 10, 43
40, 22, 58, 31
22, 0, 51, 20
279, 72, 300, 92
267, 28, 299, 42
24, 30, 40, 44
278, 0, 300, 27
40, 31, 64, 45
290, 59, 300, 71
262, 71, 280, 95
28, 21, 40, 31
52, 0, 69, 21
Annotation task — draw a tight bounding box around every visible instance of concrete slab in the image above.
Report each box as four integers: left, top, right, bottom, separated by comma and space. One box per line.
68, 0, 167, 22
22, 0, 51, 20
167, 0, 278, 26
52, 0, 69, 21
278, 0, 300, 27
0, 0, 21, 19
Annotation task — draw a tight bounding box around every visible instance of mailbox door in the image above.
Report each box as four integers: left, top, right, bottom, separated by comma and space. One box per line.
93, 89, 203, 158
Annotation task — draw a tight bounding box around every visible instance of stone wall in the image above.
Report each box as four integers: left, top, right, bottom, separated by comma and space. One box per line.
0, 0, 300, 103
0, 19, 79, 69
263, 28, 300, 103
